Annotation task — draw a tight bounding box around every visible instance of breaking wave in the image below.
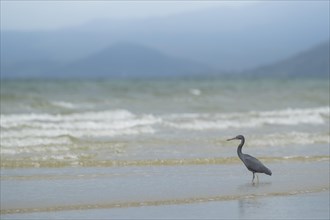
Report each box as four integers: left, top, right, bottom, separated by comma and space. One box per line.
1, 110, 160, 139
1, 106, 328, 133
0, 106, 328, 144
1, 106, 329, 169
163, 106, 329, 130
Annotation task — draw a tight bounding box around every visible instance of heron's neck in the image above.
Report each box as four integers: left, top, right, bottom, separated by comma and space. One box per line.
237, 138, 245, 160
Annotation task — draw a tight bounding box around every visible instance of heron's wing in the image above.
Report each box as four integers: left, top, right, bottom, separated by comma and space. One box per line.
243, 154, 271, 175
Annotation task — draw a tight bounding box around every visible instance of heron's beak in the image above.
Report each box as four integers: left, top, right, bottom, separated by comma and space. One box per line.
227, 137, 236, 141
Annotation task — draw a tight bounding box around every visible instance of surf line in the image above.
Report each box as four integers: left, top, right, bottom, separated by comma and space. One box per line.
1, 155, 329, 169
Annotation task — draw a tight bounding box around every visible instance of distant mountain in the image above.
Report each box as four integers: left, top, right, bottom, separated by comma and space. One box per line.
243, 41, 329, 78
57, 43, 213, 78
1, 43, 214, 79
1, 1, 329, 71
1, 41, 328, 79
1, 60, 61, 79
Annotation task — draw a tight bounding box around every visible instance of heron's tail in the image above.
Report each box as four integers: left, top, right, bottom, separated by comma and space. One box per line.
264, 167, 272, 176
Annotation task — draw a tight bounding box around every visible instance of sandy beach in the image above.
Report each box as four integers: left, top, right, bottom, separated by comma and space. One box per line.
1, 160, 329, 219
2, 191, 328, 219
1, 79, 329, 219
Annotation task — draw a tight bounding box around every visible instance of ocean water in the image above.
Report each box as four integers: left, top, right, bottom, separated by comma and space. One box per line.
1, 79, 329, 168
1, 78, 329, 217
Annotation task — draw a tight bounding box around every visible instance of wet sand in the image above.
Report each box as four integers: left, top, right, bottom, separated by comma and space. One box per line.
1, 160, 329, 219
2, 191, 328, 219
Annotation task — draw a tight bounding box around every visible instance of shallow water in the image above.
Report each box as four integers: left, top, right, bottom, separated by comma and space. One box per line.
1, 78, 329, 218
2, 191, 329, 219
1, 161, 329, 216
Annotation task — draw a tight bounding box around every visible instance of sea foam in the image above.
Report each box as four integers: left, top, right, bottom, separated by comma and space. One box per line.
163, 106, 329, 130
0, 107, 328, 141
0, 110, 159, 140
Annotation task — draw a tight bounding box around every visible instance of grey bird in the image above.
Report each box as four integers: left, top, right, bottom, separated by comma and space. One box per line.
227, 135, 272, 183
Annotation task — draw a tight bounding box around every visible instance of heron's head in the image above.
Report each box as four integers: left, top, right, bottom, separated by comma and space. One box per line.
227, 135, 244, 141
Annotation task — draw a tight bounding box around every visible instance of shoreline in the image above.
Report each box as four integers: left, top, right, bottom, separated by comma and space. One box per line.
2, 190, 329, 219
1, 161, 329, 218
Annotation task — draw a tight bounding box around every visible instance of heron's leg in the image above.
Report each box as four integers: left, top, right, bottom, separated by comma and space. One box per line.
252, 172, 255, 183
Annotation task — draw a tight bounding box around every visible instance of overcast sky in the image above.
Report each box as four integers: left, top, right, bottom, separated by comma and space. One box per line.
1, 1, 257, 30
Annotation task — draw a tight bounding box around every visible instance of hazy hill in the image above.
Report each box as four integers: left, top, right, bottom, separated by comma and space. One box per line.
1, 2, 329, 72
1, 43, 213, 79
1, 41, 329, 79
57, 43, 213, 78
243, 41, 329, 78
